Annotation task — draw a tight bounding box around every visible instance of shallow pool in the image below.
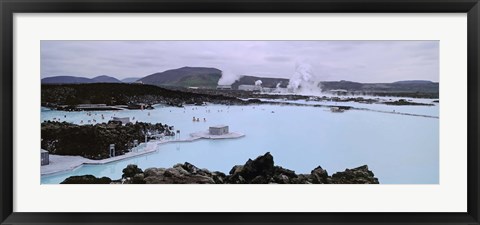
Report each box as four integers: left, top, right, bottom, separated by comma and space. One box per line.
41, 101, 439, 184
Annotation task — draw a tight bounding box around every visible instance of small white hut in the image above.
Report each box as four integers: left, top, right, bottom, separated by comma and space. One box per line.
209, 125, 229, 135
111, 117, 130, 125
330, 107, 345, 113
41, 149, 49, 165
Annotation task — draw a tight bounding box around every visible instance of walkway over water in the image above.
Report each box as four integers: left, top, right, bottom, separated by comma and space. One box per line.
41, 131, 244, 176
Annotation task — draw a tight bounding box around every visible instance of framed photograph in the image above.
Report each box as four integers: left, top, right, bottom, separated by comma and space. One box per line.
1, 0, 479, 224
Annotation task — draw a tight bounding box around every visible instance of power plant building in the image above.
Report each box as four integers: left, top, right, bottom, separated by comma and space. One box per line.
238, 85, 262, 91
216, 85, 232, 90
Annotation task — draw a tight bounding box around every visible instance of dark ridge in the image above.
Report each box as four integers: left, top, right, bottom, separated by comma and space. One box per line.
138, 67, 222, 88
42, 75, 121, 84
41, 83, 247, 108
61, 152, 380, 184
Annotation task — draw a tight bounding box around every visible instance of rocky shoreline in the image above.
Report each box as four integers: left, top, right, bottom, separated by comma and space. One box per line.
42, 83, 436, 112
41, 83, 250, 111
61, 152, 380, 184
41, 121, 173, 160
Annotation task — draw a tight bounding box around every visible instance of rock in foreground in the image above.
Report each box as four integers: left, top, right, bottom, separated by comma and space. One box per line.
61, 175, 112, 184
62, 152, 379, 184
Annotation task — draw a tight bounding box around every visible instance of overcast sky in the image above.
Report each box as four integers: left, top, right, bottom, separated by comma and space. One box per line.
41, 40, 439, 83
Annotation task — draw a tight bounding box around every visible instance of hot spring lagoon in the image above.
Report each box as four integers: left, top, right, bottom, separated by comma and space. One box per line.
41, 99, 439, 184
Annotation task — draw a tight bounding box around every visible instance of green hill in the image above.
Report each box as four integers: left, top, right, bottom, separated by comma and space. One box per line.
138, 67, 221, 88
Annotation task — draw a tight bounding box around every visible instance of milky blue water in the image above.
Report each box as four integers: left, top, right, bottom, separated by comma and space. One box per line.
257, 97, 439, 117
41, 101, 439, 184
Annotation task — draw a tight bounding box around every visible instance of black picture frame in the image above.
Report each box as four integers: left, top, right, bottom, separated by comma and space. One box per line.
1, 0, 479, 224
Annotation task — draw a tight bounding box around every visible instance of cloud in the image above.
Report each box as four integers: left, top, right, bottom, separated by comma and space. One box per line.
41, 40, 439, 82
264, 56, 292, 62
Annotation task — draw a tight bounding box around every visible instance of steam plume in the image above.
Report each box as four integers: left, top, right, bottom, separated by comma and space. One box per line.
217, 69, 243, 85
287, 62, 321, 95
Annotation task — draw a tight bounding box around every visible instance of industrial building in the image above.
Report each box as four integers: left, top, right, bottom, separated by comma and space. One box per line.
327, 89, 349, 95
238, 85, 262, 91
216, 85, 232, 90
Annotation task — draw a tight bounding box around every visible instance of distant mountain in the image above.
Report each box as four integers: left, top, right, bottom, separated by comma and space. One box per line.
42, 70, 438, 95
393, 80, 434, 84
121, 77, 140, 83
41, 76, 95, 84
42, 75, 121, 84
91, 75, 121, 83
138, 67, 222, 88
231, 76, 289, 89
320, 80, 439, 93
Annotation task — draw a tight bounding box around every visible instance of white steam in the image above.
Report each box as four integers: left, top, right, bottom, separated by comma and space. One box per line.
217, 63, 322, 96
217, 69, 243, 85
287, 62, 321, 95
